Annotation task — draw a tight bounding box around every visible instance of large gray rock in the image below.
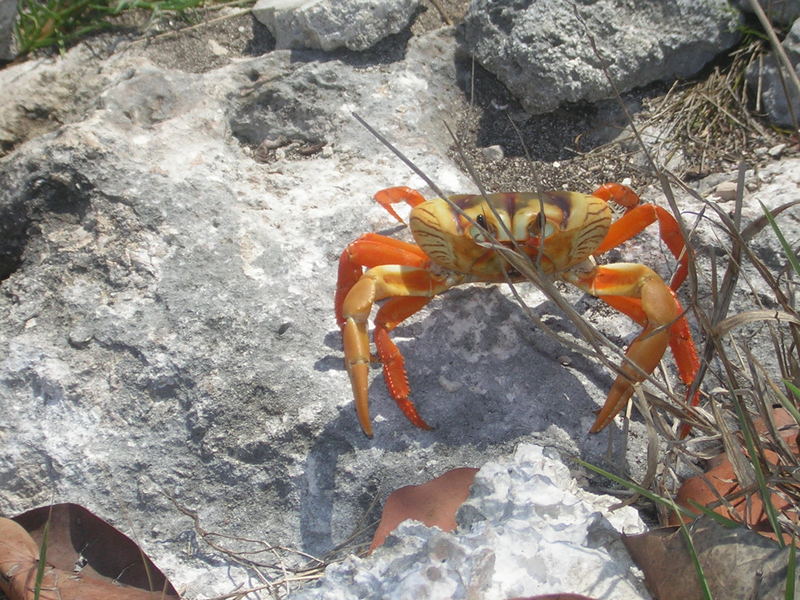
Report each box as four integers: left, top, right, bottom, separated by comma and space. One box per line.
0, 28, 659, 598
464, 0, 742, 114
0, 0, 16, 61
252, 0, 419, 50
733, 0, 800, 26
747, 17, 800, 128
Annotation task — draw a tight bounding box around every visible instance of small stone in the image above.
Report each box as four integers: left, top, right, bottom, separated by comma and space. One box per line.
713, 180, 738, 202
68, 326, 94, 348
208, 40, 229, 56
558, 355, 572, 366
480, 145, 505, 161
768, 143, 787, 158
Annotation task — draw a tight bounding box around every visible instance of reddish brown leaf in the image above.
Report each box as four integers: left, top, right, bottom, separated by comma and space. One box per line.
370, 467, 478, 552
1, 504, 179, 599
671, 408, 799, 542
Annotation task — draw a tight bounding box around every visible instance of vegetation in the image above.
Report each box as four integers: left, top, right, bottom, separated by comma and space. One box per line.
13, 0, 231, 56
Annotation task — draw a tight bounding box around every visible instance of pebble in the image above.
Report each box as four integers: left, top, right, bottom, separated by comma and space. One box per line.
768, 143, 787, 158
480, 145, 505, 161
713, 180, 739, 202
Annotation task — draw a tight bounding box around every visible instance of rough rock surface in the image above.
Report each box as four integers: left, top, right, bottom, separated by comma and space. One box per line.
463, 0, 742, 114
252, 0, 419, 50
747, 17, 800, 128
0, 28, 651, 598
734, 0, 800, 26
0, 6, 797, 600
294, 444, 649, 600
0, 0, 16, 61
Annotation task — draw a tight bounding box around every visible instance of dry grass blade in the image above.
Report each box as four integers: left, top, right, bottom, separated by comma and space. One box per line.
714, 310, 800, 337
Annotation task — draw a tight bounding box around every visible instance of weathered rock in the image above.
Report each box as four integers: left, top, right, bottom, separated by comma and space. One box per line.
252, 0, 419, 50
0, 0, 15, 61
733, 0, 800, 26
293, 444, 649, 600
463, 0, 742, 114
746, 17, 800, 128
1, 10, 796, 600
0, 27, 662, 598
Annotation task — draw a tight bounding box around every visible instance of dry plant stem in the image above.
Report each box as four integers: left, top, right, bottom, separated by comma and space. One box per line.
163, 492, 328, 598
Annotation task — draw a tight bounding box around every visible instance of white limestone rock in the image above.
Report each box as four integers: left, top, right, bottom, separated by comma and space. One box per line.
252, 0, 419, 51
294, 444, 649, 599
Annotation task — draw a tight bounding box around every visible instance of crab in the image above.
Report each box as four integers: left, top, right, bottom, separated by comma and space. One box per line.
335, 183, 700, 437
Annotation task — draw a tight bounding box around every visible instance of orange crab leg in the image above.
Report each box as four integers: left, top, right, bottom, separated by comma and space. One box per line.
565, 262, 690, 433
592, 183, 690, 290
602, 294, 700, 436
336, 233, 428, 327
374, 297, 434, 432
373, 186, 428, 224
337, 233, 454, 435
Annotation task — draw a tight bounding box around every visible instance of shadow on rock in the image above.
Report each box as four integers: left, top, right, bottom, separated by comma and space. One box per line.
303, 287, 620, 555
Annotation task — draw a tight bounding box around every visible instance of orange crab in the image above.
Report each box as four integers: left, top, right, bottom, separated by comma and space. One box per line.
335, 183, 700, 437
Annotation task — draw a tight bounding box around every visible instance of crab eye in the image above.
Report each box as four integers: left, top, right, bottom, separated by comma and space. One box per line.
470, 213, 495, 246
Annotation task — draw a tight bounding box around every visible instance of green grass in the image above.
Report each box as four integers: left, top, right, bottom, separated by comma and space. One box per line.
14, 0, 212, 56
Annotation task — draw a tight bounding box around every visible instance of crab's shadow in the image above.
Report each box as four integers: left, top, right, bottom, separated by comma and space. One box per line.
304, 286, 630, 555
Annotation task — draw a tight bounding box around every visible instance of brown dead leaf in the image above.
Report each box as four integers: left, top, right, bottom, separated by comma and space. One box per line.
370, 467, 478, 552
624, 517, 798, 599
671, 408, 799, 542
1, 503, 179, 600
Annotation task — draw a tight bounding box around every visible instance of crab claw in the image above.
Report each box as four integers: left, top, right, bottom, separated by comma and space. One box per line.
565, 263, 699, 434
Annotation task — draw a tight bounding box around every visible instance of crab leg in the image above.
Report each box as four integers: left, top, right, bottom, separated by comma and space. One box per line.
373, 186, 428, 224
592, 183, 690, 290
337, 234, 454, 436
602, 294, 700, 436
374, 297, 433, 431
565, 262, 690, 432
336, 233, 428, 327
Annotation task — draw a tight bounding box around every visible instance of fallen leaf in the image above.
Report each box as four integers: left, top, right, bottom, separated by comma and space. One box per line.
1, 503, 179, 599
671, 408, 799, 542
624, 516, 798, 599
370, 467, 478, 552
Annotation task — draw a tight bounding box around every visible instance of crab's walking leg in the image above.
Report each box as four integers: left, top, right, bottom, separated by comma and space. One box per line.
336, 233, 428, 327
373, 186, 428, 224
592, 183, 690, 290
336, 234, 453, 436
565, 263, 690, 433
602, 294, 701, 436
374, 297, 433, 431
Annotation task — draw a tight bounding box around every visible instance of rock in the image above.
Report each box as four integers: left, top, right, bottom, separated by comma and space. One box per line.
768, 142, 788, 157
293, 444, 649, 600
252, 0, 419, 51
479, 144, 505, 161
1, 27, 662, 598
713, 180, 739, 202
732, 0, 800, 26
746, 18, 800, 128
0, 0, 15, 61
463, 0, 742, 114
